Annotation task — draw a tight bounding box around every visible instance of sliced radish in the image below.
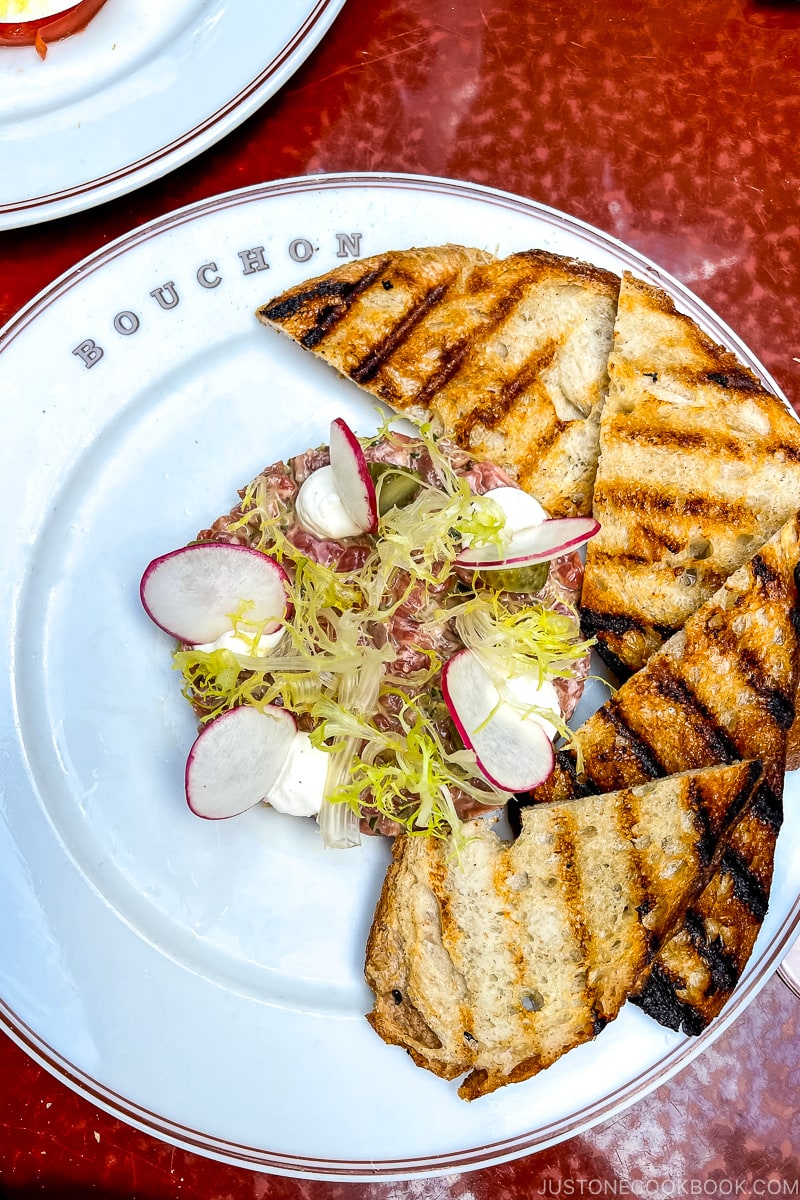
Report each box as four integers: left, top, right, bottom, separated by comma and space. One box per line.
140, 542, 290, 646
455, 515, 600, 570
0, 0, 109, 56
329, 417, 378, 533
441, 649, 555, 791
185, 704, 298, 819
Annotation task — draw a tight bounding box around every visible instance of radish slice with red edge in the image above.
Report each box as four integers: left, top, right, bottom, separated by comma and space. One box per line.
185, 705, 298, 819
454, 515, 600, 570
441, 649, 555, 792
140, 542, 290, 646
0, 0, 109, 57
329, 417, 378, 533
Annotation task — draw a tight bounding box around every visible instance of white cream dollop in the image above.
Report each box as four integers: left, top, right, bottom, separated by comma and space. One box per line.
267, 732, 329, 817
295, 464, 363, 540
193, 626, 284, 656
462, 486, 549, 549
483, 486, 548, 529
501, 673, 562, 741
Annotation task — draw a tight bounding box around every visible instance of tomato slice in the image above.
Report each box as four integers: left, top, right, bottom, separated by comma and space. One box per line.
0, 0, 109, 58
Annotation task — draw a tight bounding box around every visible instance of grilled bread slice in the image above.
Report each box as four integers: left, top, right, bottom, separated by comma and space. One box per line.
581, 271, 800, 679
257, 246, 620, 517
366, 760, 762, 1100
515, 510, 800, 1033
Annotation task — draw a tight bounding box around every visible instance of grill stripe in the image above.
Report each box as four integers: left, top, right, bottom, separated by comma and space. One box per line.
631, 962, 708, 1036
750, 780, 783, 832
607, 420, 800, 462
261, 259, 392, 348
590, 704, 666, 782
740, 661, 795, 730
259, 275, 370, 322
350, 279, 454, 385
646, 665, 741, 763
720, 847, 771, 921
618, 786, 656, 942
704, 367, 767, 394
417, 285, 558, 412
580, 608, 649, 639
611, 425, 742, 455
688, 779, 717, 869
596, 483, 750, 526
591, 639, 638, 681
581, 606, 678, 642
410, 329, 477, 405
453, 338, 562, 442
551, 810, 597, 1027
552, 748, 596, 795
683, 910, 739, 994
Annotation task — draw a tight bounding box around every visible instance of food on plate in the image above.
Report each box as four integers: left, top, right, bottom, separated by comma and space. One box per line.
0, 0, 108, 57
365, 760, 763, 1100
579, 271, 800, 680
256, 245, 620, 519
254, 247, 800, 1088
139, 418, 596, 848
515, 511, 800, 1034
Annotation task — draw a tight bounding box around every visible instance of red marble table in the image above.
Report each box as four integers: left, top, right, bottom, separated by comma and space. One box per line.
2, 0, 800, 1193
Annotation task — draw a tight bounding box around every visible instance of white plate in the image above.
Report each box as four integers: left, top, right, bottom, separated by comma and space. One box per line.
778, 934, 800, 998
0, 0, 345, 228
2, 173, 799, 1180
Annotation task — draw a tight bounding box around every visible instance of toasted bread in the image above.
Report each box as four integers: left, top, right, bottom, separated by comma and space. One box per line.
580, 271, 800, 678
366, 760, 762, 1099
515, 511, 800, 1032
257, 246, 620, 517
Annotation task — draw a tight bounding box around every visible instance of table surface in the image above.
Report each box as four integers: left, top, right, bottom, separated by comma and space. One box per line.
2, 0, 800, 1194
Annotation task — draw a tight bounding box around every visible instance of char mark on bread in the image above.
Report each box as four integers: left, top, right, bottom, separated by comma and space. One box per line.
749, 779, 783, 831
350, 279, 455, 388
720, 845, 771, 921
260, 256, 393, 348
631, 962, 710, 1036
585, 703, 668, 786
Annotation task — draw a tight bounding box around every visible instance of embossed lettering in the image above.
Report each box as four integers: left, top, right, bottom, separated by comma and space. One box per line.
197, 262, 222, 289
238, 246, 269, 275
289, 238, 315, 263
336, 233, 362, 258
72, 339, 104, 368
114, 311, 140, 335
150, 281, 180, 310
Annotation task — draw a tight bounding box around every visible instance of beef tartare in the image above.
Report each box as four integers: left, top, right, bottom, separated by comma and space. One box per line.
141, 419, 596, 847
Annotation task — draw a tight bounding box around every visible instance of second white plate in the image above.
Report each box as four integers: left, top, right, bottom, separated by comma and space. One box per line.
0, 0, 345, 227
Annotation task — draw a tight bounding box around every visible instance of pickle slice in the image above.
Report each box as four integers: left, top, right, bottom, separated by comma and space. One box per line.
474, 560, 550, 593
368, 463, 421, 515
